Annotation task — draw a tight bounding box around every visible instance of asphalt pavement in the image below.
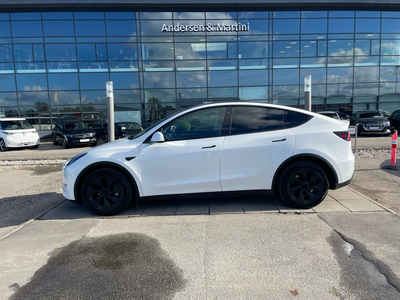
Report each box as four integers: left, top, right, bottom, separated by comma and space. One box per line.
1, 135, 400, 299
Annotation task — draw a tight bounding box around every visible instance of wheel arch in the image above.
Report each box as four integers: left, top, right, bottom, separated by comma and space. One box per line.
74, 162, 140, 205
272, 154, 339, 194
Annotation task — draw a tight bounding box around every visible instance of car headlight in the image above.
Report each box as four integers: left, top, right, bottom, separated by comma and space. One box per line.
65, 152, 87, 166
3, 131, 17, 135
384, 121, 390, 126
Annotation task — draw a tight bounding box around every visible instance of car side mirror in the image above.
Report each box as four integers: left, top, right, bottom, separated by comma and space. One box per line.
151, 132, 165, 143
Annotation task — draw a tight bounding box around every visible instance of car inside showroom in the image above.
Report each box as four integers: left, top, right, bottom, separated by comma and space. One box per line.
1, 0, 400, 135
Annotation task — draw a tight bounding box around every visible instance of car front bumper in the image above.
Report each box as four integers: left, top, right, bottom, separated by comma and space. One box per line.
6, 138, 40, 148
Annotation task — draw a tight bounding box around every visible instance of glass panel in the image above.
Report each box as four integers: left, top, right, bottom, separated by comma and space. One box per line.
310, 85, 326, 97
15, 62, 46, 73
143, 61, 174, 71
329, 11, 354, 18
0, 63, 13, 73
273, 85, 299, 99
208, 87, 238, 98
176, 60, 206, 71
301, 11, 327, 18
301, 19, 327, 34
176, 72, 206, 88
114, 90, 140, 103
109, 72, 139, 89
273, 19, 300, 34
353, 83, 378, 96
273, 12, 300, 18
239, 69, 268, 86
142, 43, 174, 60
172, 20, 207, 36
300, 57, 326, 68
238, 12, 268, 19
208, 70, 237, 87
141, 21, 173, 36
33, 44, 44, 61
145, 89, 175, 102
74, 12, 104, 19
371, 40, 380, 55
77, 44, 95, 61
301, 40, 317, 57
0, 92, 17, 106
13, 37, 43, 43
11, 13, 41, 20
318, 40, 327, 56
79, 73, 109, 89
382, 12, 400, 18
42, 12, 73, 19
13, 44, 32, 62
17, 91, 49, 106
206, 42, 237, 59
175, 43, 206, 60
105, 12, 135, 19
273, 69, 299, 85
0, 14, 9, 21
177, 88, 207, 99
43, 21, 74, 36
109, 61, 138, 72
239, 59, 268, 69
11, 21, 43, 37
327, 67, 353, 83
47, 61, 77, 73
206, 12, 237, 19
273, 58, 299, 68
300, 68, 326, 84
355, 40, 370, 55
381, 56, 400, 66
207, 60, 237, 70
45, 37, 75, 43
238, 41, 268, 58
328, 19, 354, 33
356, 11, 380, 18
327, 84, 353, 97
50, 90, 80, 105
382, 19, 400, 33
355, 19, 380, 33
174, 12, 205, 19
273, 41, 299, 57
48, 73, 79, 90
108, 43, 137, 60
80, 90, 107, 104
0, 22, 11, 37
328, 40, 353, 56
16, 74, 47, 91
141, 12, 172, 19
354, 66, 379, 82
327, 57, 353, 67
239, 19, 268, 35
354, 56, 379, 66
144, 71, 175, 88
380, 66, 397, 81
106, 20, 136, 36
0, 45, 13, 62
75, 21, 105, 36
45, 44, 76, 61
239, 87, 269, 100
380, 82, 396, 95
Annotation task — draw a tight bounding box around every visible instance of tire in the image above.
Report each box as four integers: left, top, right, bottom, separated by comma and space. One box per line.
53, 134, 58, 145
279, 161, 329, 209
81, 168, 132, 216
0, 139, 8, 151
62, 136, 69, 149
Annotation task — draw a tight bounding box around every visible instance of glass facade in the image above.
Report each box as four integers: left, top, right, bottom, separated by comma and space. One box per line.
1, 9, 400, 130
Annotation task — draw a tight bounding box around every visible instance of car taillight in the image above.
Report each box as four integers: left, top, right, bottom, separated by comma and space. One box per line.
334, 131, 350, 141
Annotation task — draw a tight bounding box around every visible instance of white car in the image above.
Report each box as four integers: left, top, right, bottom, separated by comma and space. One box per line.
62, 103, 355, 215
0, 118, 40, 151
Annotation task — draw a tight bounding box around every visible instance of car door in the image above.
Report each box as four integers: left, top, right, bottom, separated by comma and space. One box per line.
220, 106, 296, 191
53, 122, 63, 142
138, 106, 227, 197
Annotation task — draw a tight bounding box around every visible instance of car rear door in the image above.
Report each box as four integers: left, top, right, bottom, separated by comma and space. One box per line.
220, 106, 296, 191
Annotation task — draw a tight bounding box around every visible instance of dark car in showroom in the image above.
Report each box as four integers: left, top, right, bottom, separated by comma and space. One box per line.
52, 120, 97, 148
352, 110, 391, 135
388, 110, 400, 132
104, 122, 143, 141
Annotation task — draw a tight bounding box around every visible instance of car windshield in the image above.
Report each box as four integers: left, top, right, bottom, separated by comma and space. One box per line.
64, 122, 88, 130
0, 119, 33, 130
358, 112, 382, 118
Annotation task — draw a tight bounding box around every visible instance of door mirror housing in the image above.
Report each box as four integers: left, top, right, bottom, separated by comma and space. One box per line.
151, 131, 165, 143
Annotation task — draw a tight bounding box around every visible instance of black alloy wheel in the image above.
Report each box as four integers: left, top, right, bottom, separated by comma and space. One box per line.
52, 134, 58, 145
81, 168, 132, 216
0, 139, 7, 151
62, 136, 68, 149
279, 161, 329, 209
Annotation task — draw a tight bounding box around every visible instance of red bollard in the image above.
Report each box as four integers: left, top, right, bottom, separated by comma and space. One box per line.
391, 131, 398, 167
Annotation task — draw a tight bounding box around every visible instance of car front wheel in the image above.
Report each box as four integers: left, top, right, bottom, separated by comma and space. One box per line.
0, 139, 8, 151
279, 161, 329, 209
81, 168, 132, 216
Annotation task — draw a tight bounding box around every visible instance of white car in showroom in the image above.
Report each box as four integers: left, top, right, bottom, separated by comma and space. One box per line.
0, 118, 40, 151
62, 103, 355, 215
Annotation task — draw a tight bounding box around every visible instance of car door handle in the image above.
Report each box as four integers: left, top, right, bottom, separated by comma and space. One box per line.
272, 138, 286, 143
202, 145, 216, 149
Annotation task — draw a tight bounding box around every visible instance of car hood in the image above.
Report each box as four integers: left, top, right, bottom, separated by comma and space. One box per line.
64, 129, 96, 134
357, 117, 388, 123
85, 138, 143, 161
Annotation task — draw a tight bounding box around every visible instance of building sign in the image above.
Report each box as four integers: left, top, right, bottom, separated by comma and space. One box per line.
161, 23, 250, 33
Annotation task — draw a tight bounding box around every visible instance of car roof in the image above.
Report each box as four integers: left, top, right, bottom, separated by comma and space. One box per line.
318, 111, 337, 114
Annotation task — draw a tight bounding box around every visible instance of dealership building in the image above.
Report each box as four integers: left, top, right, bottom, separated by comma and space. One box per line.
1, 0, 400, 132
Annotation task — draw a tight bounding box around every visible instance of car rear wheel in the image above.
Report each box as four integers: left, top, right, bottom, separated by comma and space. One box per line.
279, 161, 329, 209
62, 137, 68, 149
0, 139, 8, 151
81, 168, 132, 216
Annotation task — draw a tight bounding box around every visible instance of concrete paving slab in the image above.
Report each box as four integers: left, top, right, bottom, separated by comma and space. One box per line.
142, 201, 179, 216
329, 192, 368, 201
241, 199, 279, 213
272, 200, 314, 213
210, 199, 243, 214
175, 199, 209, 215
312, 200, 351, 213
338, 199, 386, 212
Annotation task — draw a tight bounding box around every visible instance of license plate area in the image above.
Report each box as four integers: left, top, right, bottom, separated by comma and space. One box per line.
80, 139, 90, 142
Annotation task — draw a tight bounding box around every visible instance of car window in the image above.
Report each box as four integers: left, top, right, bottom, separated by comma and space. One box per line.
231, 106, 284, 135
284, 110, 312, 128
0, 119, 33, 130
358, 112, 382, 118
64, 122, 87, 130
161, 107, 226, 141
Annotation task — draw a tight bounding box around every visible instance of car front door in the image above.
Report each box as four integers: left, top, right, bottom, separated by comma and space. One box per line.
138, 106, 227, 197
220, 106, 296, 191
